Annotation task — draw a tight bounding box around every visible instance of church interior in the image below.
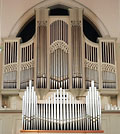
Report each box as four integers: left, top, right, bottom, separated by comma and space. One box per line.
0, 0, 120, 134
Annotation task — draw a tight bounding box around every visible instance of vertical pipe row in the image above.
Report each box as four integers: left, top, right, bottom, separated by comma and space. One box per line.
50, 20, 68, 89
20, 43, 34, 89
3, 41, 18, 88
101, 41, 116, 88
22, 82, 101, 131
86, 81, 101, 130
50, 20, 68, 44
85, 43, 99, 89
22, 80, 37, 130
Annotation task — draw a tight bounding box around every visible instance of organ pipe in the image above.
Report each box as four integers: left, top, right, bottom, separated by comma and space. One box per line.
3, 17, 117, 91
50, 20, 68, 44
22, 80, 102, 131
3, 41, 18, 88
85, 42, 99, 89
101, 41, 116, 88
20, 43, 34, 89
50, 20, 69, 89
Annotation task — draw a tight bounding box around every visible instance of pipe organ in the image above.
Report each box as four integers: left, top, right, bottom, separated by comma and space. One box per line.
100, 39, 116, 88
85, 37, 99, 89
3, 39, 20, 88
50, 20, 69, 89
20, 39, 34, 89
22, 80, 101, 131
2, 8, 117, 91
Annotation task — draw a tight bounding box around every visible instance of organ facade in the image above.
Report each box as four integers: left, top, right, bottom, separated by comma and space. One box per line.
2, 8, 117, 94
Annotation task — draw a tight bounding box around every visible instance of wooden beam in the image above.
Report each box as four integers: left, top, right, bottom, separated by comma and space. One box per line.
20, 130, 104, 133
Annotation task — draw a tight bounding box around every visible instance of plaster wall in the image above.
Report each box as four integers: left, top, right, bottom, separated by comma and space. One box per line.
0, 0, 120, 41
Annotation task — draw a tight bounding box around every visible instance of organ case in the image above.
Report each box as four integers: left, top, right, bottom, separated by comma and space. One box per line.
2, 8, 117, 92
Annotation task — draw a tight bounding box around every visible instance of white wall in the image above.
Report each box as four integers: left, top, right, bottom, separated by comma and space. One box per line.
0, 111, 120, 134
77, 0, 120, 40
0, 0, 120, 41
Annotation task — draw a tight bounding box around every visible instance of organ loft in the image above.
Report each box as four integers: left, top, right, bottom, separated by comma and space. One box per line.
0, 1, 120, 134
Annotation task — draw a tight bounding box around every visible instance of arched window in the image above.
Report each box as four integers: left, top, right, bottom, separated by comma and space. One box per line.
83, 16, 102, 43
16, 16, 35, 43
49, 5, 69, 16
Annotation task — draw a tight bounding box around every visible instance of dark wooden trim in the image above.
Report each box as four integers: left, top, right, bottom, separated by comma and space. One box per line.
20, 130, 104, 133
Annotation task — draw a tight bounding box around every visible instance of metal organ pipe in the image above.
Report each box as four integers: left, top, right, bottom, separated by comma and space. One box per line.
22, 81, 102, 131
20, 42, 34, 89
3, 41, 18, 88
50, 20, 69, 89
101, 41, 116, 88
85, 42, 99, 89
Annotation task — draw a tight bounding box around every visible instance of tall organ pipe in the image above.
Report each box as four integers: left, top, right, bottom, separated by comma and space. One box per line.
22, 81, 102, 131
